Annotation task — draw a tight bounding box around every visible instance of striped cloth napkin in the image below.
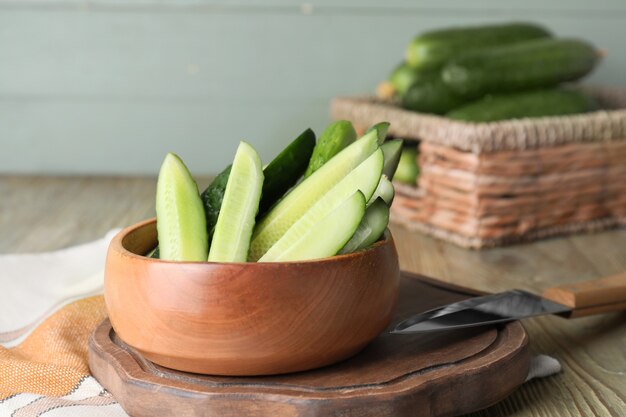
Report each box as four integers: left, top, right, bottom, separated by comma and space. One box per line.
0, 232, 561, 417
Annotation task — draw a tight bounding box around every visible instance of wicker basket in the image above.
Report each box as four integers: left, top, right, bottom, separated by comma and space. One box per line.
331, 86, 626, 248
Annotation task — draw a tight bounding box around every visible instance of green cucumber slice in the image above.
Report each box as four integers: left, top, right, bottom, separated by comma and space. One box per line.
368, 175, 394, 206
340, 198, 390, 254
259, 191, 366, 262
257, 150, 383, 261
156, 153, 208, 261
259, 128, 316, 216
208, 141, 264, 262
249, 130, 379, 261
304, 120, 356, 178
365, 121, 390, 145
380, 139, 403, 179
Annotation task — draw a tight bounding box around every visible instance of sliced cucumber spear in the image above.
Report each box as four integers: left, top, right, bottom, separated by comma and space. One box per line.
368, 175, 394, 206
156, 153, 208, 261
249, 129, 380, 261
208, 141, 264, 262
259, 128, 316, 216
365, 121, 390, 145
257, 149, 383, 261
339, 198, 390, 254
304, 120, 356, 178
259, 191, 366, 262
380, 139, 403, 179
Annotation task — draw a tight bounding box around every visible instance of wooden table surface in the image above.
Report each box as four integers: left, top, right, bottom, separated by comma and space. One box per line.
1, 176, 625, 417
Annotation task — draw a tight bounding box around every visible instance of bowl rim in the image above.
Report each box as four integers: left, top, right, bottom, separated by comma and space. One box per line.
113, 218, 394, 266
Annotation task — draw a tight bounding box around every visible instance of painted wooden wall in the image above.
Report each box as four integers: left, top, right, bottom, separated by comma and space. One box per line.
1, 1, 624, 175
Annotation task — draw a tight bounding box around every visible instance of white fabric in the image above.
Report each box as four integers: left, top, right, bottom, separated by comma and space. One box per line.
526, 354, 562, 382
0, 377, 130, 417
0, 230, 119, 348
0, 232, 560, 416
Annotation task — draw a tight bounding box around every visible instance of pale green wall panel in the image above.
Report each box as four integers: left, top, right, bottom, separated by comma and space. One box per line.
0, 1, 624, 175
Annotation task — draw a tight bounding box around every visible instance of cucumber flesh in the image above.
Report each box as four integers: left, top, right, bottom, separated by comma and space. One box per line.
208, 142, 264, 262
256, 149, 382, 261
365, 121, 390, 145
368, 175, 394, 206
340, 198, 390, 254
259, 128, 316, 216
380, 139, 403, 179
304, 120, 356, 178
259, 191, 366, 262
249, 130, 379, 260
156, 153, 208, 261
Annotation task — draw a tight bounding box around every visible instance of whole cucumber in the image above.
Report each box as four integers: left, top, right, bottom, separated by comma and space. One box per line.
389, 62, 437, 96
401, 73, 467, 114
406, 22, 551, 70
304, 120, 356, 178
446, 89, 598, 122
442, 38, 599, 98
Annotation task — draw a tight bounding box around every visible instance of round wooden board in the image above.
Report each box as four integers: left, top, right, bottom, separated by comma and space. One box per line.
89, 272, 529, 417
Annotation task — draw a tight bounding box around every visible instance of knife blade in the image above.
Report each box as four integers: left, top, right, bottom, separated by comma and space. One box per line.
392, 271, 626, 334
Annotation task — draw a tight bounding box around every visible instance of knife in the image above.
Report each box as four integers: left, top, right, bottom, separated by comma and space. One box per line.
392, 271, 626, 334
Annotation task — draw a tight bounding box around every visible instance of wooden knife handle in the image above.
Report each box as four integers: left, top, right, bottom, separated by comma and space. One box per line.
542, 271, 626, 318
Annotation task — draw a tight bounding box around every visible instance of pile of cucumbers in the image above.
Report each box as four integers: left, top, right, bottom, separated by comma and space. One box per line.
151, 121, 404, 263
385, 22, 602, 121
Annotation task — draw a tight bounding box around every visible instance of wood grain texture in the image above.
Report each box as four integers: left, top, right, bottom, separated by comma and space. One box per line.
105, 219, 400, 375
89, 273, 530, 417
543, 271, 626, 317
1, 176, 624, 416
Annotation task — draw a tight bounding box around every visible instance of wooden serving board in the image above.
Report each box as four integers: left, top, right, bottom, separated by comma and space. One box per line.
89, 272, 530, 417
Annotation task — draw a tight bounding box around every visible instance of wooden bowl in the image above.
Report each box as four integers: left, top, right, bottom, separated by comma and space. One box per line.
104, 218, 400, 376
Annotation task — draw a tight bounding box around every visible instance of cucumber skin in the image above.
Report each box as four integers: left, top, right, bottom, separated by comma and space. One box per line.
200, 164, 232, 239
259, 128, 316, 216
340, 198, 390, 254
304, 120, 356, 178
389, 62, 436, 96
395, 147, 420, 186
442, 38, 598, 98
406, 22, 551, 70
447, 89, 598, 122
365, 121, 390, 145
368, 175, 394, 207
381, 139, 403, 180
401, 73, 467, 114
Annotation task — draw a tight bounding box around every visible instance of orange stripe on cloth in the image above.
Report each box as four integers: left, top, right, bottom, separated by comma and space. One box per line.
0, 296, 107, 398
